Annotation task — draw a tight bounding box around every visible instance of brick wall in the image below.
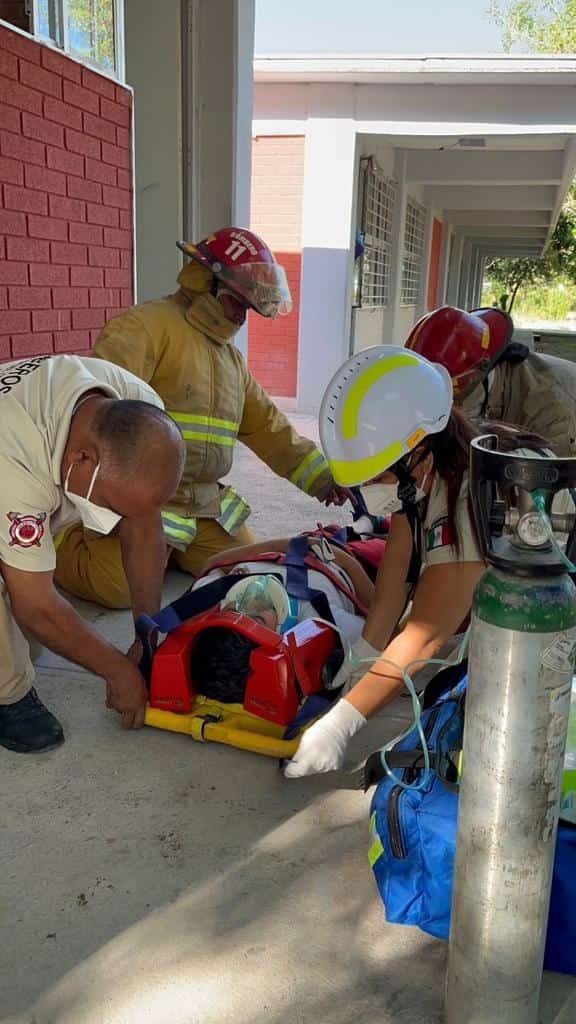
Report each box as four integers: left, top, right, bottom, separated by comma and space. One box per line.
0, 24, 133, 362
248, 135, 304, 398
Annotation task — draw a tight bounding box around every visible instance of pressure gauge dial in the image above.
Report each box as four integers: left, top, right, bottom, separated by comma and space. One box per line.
516, 511, 550, 548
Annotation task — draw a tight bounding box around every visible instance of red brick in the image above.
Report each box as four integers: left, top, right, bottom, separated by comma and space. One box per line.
0, 26, 41, 64
89, 329, 100, 344
47, 145, 84, 177
0, 260, 27, 284
71, 265, 104, 287
0, 155, 23, 184
1, 309, 30, 332
116, 125, 130, 149
63, 80, 99, 116
116, 168, 131, 190
103, 226, 131, 248
0, 209, 26, 234
83, 111, 116, 144
0, 287, 6, 309
52, 286, 88, 308
120, 249, 131, 269
101, 184, 131, 211
6, 237, 49, 263
67, 175, 101, 203
0, 336, 9, 360
49, 194, 86, 222
65, 126, 100, 160
72, 308, 106, 329
89, 287, 118, 307
120, 288, 133, 307
4, 184, 47, 215
40, 47, 81, 84
88, 245, 120, 268
115, 85, 131, 107
51, 240, 87, 265
1, 129, 45, 167
105, 307, 125, 320
43, 95, 82, 131
54, 329, 91, 352
0, 48, 18, 81
101, 140, 130, 169
86, 202, 118, 227
25, 163, 66, 196
69, 221, 103, 245
8, 286, 51, 309
104, 267, 132, 289
22, 111, 64, 147
0, 74, 42, 115
30, 262, 69, 286
19, 59, 62, 100
99, 96, 130, 128
119, 210, 132, 230
27, 214, 68, 241
33, 309, 71, 332
80, 66, 115, 100
0, 101, 21, 133
11, 332, 53, 358
85, 157, 116, 185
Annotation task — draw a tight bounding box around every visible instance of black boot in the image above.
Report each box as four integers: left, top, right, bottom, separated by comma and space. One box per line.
0, 689, 64, 753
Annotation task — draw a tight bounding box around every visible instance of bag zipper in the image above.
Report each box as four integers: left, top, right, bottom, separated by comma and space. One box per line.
388, 705, 443, 858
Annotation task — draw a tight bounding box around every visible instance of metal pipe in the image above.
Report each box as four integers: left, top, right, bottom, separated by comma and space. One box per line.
446, 567, 576, 1023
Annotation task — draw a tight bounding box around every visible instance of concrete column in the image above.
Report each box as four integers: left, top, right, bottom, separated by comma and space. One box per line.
438, 224, 453, 305
458, 240, 472, 308
416, 202, 434, 320
125, 0, 255, 318
446, 232, 464, 306
297, 93, 357, 412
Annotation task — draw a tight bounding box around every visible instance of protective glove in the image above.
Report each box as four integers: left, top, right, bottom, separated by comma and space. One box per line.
326, 635, 381, 693
283, 699, 367, 778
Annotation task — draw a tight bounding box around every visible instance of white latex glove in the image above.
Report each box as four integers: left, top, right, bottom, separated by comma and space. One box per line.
283, 699, 367, 778
327, 635, 381, 693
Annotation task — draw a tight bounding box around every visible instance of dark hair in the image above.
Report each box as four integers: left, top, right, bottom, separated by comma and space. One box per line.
94, 399, 181, 472
423, 408, 548, 555
190, 627, 257, 704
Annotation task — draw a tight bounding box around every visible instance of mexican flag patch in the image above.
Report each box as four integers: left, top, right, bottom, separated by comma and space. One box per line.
426, 516, 454, 551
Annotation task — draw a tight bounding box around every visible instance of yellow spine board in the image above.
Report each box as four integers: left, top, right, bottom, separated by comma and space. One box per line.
144, 700, 301, 759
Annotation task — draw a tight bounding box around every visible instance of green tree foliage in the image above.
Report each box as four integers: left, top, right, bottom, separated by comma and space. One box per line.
489, 1, 576, 52
486, 2, 576, 312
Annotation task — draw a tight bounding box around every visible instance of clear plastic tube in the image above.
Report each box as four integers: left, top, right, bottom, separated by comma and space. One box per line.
533, 491, 576, 574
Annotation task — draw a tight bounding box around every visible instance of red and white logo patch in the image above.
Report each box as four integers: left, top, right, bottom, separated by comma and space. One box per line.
8, 512, 46, 548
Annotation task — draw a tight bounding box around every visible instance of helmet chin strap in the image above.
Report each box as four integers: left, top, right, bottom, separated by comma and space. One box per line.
391, 448, 431, 587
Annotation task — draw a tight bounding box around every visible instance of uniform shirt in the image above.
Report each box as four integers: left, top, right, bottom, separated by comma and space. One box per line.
194, 560, 365, 645
419, 473, 482, 567
0, 355, 163, 573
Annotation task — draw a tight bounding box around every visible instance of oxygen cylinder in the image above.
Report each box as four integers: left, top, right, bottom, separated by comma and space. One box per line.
446, 437, 576, 1024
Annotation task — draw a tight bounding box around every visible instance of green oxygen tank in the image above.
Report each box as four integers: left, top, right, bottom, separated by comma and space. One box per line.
446, 438, 576, 1024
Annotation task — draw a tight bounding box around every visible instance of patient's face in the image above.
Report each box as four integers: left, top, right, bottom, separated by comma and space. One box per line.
241, 599, 279, 631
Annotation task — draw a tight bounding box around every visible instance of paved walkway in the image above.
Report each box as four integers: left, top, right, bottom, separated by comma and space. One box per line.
2, 418, 576, 1023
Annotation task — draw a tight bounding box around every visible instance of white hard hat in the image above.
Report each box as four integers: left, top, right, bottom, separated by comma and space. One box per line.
319, 346, 453, 487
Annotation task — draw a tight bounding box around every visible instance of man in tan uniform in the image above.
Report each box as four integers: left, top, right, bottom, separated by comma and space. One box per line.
54, 227, 346, 610
0, 354, 184, 753
406, 305, 576, 456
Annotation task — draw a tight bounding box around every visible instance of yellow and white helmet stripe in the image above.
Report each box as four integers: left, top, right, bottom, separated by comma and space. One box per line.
319, 346, 453, 487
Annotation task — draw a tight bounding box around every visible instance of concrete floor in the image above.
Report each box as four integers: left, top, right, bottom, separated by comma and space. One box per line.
3, 417, 576, 1024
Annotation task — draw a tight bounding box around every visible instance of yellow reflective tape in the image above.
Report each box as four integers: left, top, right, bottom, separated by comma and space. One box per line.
162, 525, 195, 543
480, 323, 490, 349
301, 459, 328, 494
180, 430, 236, 446
329, 440, 404, 487
289, 448, 323, 486
167, 411, 239, 432
341, 353, 419, 441
368, 835, 384, 868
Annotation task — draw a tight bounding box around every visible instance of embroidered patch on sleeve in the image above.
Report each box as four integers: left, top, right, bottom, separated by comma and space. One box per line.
426, 516, 454, 552
7, 512, 47, 548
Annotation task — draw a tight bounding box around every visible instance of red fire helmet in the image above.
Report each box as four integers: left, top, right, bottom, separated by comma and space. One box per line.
405, 305, 513, 397
177, 227, 292, 319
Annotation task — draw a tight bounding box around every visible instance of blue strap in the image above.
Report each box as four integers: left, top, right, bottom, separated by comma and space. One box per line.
283, 693, 335, 741
283, 536, 335, 623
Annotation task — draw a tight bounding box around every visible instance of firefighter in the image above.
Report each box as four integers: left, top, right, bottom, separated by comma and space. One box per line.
405, 305, 576, 455
0, 354, 185, 752
54, 228, 346, 609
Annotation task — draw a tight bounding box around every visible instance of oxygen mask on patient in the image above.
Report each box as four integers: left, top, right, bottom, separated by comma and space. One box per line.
222, 574, 297, 633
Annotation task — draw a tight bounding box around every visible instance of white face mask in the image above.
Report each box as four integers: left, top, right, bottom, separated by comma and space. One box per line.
361, 471, 430, 517
64, 462, 122, 535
